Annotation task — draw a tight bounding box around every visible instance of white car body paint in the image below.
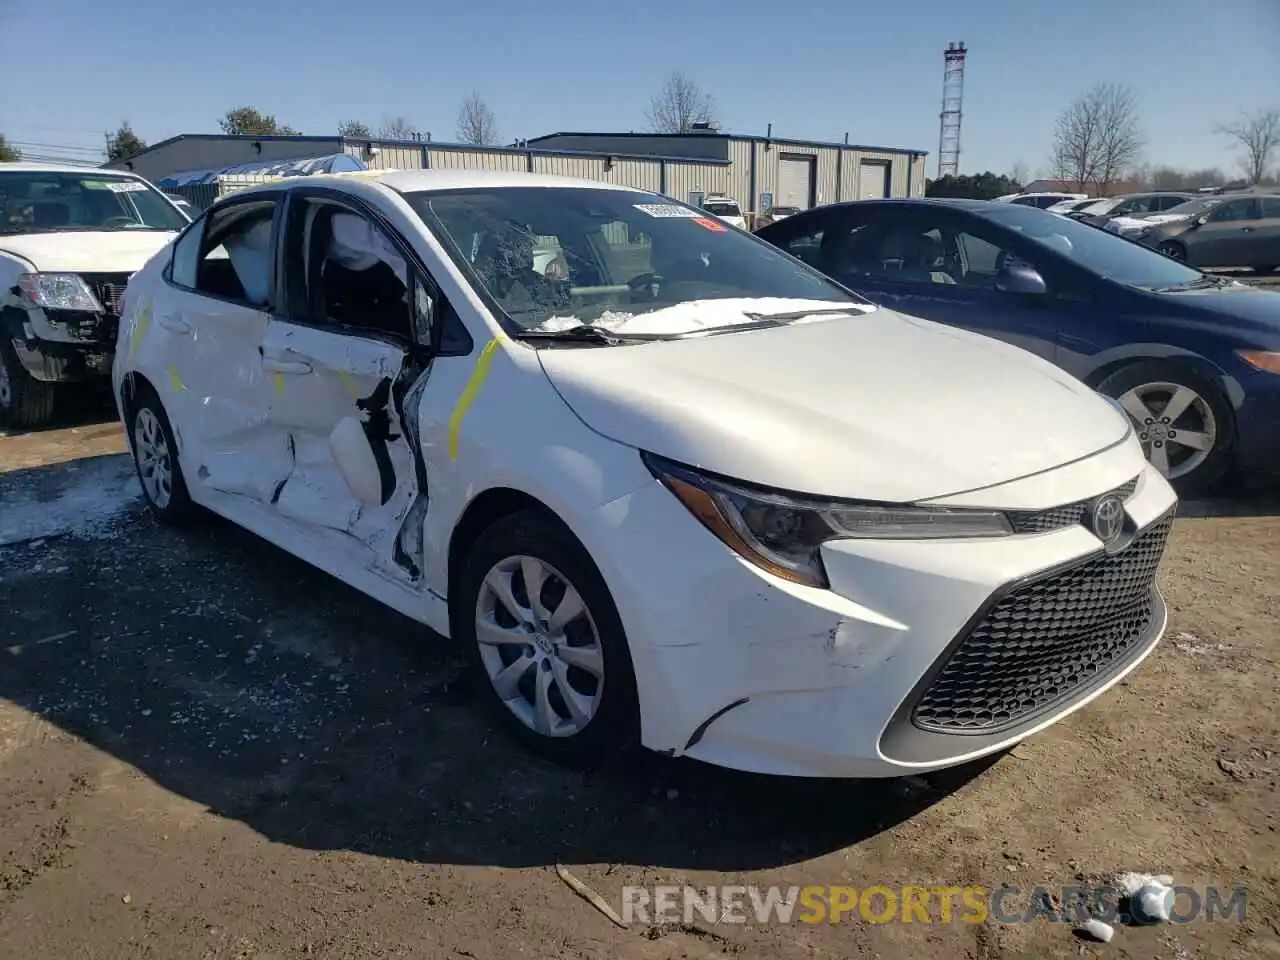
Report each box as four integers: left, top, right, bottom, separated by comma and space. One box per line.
1107, 212, 1192, 237
114, 168, 1178, 778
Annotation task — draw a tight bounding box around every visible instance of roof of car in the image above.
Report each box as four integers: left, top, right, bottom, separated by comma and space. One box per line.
226, 168, 651, 198
0, 161, 145, 177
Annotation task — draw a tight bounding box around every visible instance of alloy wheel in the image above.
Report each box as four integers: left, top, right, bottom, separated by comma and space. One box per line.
474, 554, 605, 738
0, 357, 11, 409
133, 407, 173, 508
1117, 381, 1217, 480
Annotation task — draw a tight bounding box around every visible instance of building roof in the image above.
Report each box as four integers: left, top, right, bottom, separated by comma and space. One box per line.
526, 131, 930, 156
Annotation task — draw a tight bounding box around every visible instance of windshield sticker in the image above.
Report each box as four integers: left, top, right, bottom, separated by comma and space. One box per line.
89, 180, 150, 193
633, 203, 701, 218
692, 217, 728, 232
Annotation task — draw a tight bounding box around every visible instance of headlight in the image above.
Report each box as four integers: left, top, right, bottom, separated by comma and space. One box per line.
1236, 349, 1280, 375
18, 273, 104, 313
642, 452, 1013, 588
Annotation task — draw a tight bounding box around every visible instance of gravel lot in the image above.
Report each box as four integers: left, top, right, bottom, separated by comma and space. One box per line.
1, 409, 1277, 960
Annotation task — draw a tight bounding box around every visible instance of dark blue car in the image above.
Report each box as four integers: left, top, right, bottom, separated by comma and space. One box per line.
756, 199, 1280, 495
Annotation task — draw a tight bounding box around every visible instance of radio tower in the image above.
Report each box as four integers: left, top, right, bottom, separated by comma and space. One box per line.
937, 41, 967, 178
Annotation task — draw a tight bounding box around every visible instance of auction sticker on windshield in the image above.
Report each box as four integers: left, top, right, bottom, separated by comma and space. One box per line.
89, 181, 150, 193
692, 217, 728, 232
634, 203, 701, 218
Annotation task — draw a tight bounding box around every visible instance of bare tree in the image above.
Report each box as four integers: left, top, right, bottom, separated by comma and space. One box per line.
645, 71, 718, 134
455, 93, 498, 146
1049, 83, 1144, 192
338, 119, 372, 138
1216, 107, 1280, 185
1008, 161, 1031, 188
378, 115, 418, 140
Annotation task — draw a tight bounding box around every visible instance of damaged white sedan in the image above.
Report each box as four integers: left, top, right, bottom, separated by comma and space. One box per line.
113, 169, 1178, 777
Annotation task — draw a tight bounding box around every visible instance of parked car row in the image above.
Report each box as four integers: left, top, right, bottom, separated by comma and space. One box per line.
755, 196, 1280, 496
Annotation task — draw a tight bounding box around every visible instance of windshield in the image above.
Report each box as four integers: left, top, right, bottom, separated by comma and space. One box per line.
406, 186, 865, 336
1161, 196, 1226, 217
0, 172, 188, 235
702, 200, 741, 217
1079, 197, 1121, 216
978, 203, 1206, 290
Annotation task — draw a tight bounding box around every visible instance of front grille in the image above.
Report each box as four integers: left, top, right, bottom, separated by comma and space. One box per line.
1008, 476, 1140, 534
912, 512, 1173, 734
80, 272, 132, 318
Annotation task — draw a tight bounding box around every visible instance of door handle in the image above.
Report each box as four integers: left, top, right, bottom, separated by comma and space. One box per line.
1241, 227, 1256, 233
262, 358, 313, 375
158, 315, 191, 334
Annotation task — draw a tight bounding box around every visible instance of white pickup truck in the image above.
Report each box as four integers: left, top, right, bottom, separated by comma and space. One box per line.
1, 163, 188, 427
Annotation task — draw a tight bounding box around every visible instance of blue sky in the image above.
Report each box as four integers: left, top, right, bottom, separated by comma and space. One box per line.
2, 0, 1276, 178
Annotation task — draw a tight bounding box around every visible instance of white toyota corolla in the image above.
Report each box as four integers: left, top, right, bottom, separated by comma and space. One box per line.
113, 169, 1178, 778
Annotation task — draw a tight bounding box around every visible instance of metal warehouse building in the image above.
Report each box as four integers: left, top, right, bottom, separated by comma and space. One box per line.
106, 128, 927, 218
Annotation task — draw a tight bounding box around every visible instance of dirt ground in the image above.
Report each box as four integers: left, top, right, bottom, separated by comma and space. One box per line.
1, 406, 1277, 960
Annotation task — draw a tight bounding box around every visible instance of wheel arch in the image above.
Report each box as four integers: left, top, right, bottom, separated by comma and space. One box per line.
1083, 347, 1242, 410
446, 487, 581, 615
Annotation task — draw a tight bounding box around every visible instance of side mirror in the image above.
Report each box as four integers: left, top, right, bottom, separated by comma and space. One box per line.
1194, 215, 1209, 227
995, 263, 1048, 296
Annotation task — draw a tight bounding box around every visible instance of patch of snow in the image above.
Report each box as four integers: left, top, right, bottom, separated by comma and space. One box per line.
0, 454, 142, 547
532, 297, 872, 336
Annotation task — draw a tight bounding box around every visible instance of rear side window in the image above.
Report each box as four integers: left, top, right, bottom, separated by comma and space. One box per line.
167, 198, 278, 308
1260, 197, 1280, 219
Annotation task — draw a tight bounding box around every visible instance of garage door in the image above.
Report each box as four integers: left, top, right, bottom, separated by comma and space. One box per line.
859, 161, 890, 199
777, 155, 814, 210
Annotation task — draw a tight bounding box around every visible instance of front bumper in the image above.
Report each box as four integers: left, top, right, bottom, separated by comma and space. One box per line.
1232, 370, 1280, 478
590, 437, 1177, 778
2, 308, 117, 382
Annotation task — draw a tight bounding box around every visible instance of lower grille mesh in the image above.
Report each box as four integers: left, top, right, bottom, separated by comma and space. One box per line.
912, 513, 1173, 734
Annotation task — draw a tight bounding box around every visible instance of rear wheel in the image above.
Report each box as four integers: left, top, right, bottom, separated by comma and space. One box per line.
454, 510, 639, 765
1096, 361, 1234, 496
0, 340, 57, 429
126, 386, 198, 524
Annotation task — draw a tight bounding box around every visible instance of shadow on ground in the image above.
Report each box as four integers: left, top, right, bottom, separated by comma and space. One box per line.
2, 452, 1274, 873
0, 454, 1000, 874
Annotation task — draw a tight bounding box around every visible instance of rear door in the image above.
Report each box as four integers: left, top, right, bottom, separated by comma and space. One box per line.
151, 194, 284, 504
1253, 197, 1280, 268
1186, 197, 1261, 267
258, 188, 437, 584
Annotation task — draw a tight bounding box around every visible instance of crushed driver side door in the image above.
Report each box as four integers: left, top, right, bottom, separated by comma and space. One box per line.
258, 190, 437, 585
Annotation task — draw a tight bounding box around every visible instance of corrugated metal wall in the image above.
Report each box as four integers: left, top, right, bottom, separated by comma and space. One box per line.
430, 148, 526, 171
332, 136, 923, 207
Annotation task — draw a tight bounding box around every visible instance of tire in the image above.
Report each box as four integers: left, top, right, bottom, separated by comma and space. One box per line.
454, 509, 640, 766
1157, 241, 1186, 262
0, 339, 57, 429
1095, 360, 1234, 497
125, 385, 198, 524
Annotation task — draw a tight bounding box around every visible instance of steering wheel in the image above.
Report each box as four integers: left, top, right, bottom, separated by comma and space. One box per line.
627, 272, 663, 302
101, 215, 137, 228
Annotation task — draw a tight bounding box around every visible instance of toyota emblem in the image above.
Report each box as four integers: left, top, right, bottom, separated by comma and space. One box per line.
1089, 495, 1125, 544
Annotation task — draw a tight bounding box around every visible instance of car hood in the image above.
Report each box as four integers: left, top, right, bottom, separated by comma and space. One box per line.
1164, 283, 1280, 333
0, 231, 178, 273
537, 306, 1131, 502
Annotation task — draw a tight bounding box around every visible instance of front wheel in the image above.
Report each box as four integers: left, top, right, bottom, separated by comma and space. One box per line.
0, 340, 57, 429
1096, 361, 1234, 496
455, 510, 639, 765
